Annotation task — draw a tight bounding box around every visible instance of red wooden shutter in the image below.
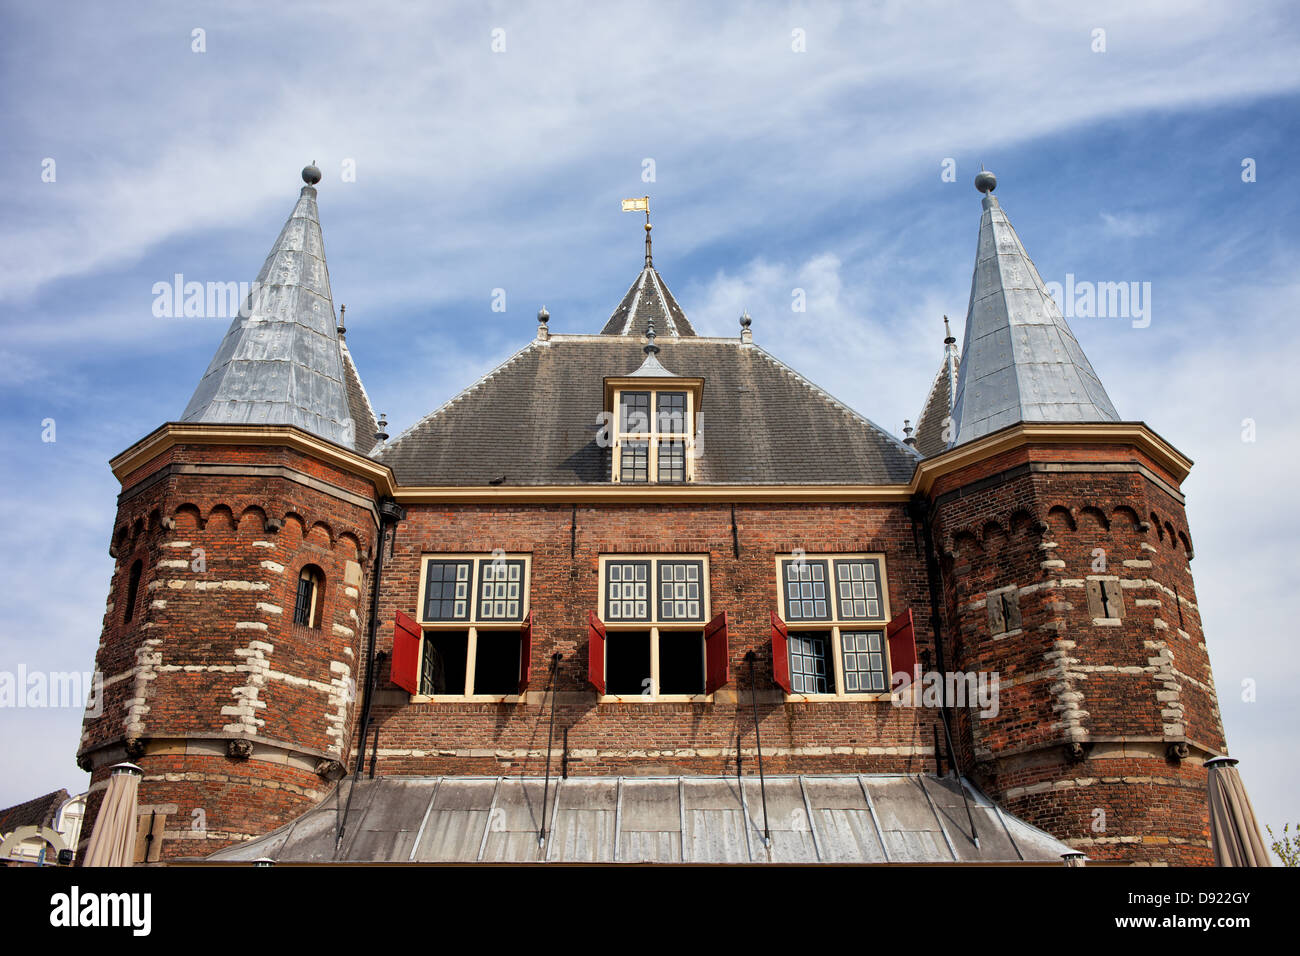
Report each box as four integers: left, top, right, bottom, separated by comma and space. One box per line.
704, 611, 730, 694
518, 611, 533, 694
886, 608, 919, 690
587, 611, 606, 695
391, 610, 422, 694
770, 611, 791, 694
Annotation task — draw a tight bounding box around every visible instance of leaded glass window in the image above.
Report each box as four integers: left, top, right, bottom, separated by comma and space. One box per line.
606, 560, 651, 621
841, 630, 886, 692
423, 560, 472, 621
658, 560, 704, 621
783, 559, 830, 621
620, 391, 651, 434
656, 391, 687, 434
620, 440, 649, 483
477, 559, 525, 621
658, 440, 686, 483
834, 559, 883, 620
789, 633, 832, 694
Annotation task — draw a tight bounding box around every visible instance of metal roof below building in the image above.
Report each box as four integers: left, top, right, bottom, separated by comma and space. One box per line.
206, 774, 1075, 864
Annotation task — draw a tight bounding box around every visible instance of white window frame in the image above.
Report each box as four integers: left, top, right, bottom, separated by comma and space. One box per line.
598, 554, 712, 703
610, 387, 697, 484
411, 553, 532, 702
774, 552, 895, 702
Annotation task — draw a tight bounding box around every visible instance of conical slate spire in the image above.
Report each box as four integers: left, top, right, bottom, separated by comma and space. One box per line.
600, 224, 696, 336
949, 171, 1118, 446
912, 316, 962, 457
181, 168, 358, 448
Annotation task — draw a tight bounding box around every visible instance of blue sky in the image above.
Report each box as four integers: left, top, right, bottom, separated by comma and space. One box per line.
2, 1, 1298, 856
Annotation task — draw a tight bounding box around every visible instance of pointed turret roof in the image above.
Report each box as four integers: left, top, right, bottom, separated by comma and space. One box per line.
949, 170, 1118, 446
599, 223, 695, 336
912, 316, 961, 458
181, 165, 361, 450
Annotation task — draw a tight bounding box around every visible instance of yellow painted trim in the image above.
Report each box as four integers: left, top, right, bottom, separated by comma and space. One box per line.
109, 421, 1189, 508
394, 484, 912, 504
109, 422, 397, 496
911, 422, 1193, 495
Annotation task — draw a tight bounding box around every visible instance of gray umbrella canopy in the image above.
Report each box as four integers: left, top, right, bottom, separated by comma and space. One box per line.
82, 763, 142, 867
1206, 757, 1271, 867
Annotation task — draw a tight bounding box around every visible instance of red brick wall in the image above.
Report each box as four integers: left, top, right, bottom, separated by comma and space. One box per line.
931, 443, 1225, 865
77, 442, 379, 859
359, 501, 945, 780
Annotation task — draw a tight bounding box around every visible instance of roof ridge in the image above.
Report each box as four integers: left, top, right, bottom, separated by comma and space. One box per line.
645, 268, 678, 336
619, 271, 648, 335
750, 345, 921, 459
379, 341, 540, 453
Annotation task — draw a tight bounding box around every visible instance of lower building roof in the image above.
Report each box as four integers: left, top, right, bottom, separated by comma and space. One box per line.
206, 773, 1075, 864
375, 336, 919, 486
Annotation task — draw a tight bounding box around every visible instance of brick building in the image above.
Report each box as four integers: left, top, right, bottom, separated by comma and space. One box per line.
75, 164, 1227, 865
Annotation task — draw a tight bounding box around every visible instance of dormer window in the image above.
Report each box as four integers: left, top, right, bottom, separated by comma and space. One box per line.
614, 388, 692, 483
604, 322, 704, 485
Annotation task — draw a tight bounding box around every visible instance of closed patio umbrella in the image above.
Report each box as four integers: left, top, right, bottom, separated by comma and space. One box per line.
82, 763, 142, 867
1206, 756, 1270, 867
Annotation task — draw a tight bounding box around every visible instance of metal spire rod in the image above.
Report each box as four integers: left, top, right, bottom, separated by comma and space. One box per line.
744, 651, 772, 847
538, 652, 562, 846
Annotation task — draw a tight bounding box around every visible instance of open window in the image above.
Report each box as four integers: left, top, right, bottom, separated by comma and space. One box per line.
394, 554, 533, 700
772, 553, 896, 699
293, 565, 324, 628
590, 555, 728, 700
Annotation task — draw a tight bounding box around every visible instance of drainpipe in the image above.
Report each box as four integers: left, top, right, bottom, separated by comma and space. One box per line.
336, 497, 403, 855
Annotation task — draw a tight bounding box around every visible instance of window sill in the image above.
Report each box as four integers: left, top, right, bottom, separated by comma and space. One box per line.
783, 692, 898, 703
598, 694, 713, 704
409, 694, 524, 704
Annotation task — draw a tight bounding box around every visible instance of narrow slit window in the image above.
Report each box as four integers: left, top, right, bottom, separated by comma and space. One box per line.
293, 565, 324, 628
123, 560, 143, 624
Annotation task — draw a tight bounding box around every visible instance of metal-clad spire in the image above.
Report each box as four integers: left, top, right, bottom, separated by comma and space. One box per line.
181, 166, 357, 448
949, 170, 1118, 446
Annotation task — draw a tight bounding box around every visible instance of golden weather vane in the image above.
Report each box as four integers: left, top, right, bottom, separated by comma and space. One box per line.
621, 195, 652, 266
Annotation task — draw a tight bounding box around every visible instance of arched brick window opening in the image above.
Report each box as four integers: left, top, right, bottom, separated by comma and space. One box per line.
293, 565, 325, 628
123, 559, 143, 624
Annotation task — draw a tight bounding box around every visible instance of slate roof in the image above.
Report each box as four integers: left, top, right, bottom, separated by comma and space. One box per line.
205, 774, 1077, 864
0, 789, 68, 835
181, 181, 358, 448
913, 324, 960, 458
950, 179, 1119, 445
339, 333, 379, 454
599, 266, 696, 336
375, 334, 919, 486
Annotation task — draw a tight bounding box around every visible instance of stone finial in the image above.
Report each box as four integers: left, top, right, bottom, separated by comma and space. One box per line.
375, 414, 389, 444
740, 310, 753, 344
537, 306, 550, 341
903, 419, 916, 446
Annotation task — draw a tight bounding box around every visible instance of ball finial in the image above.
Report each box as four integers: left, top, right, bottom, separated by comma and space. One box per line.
302, 162, 322, 185
974, 168, 997, 194
739, 311, 752, 328
537, 306, 549, 324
